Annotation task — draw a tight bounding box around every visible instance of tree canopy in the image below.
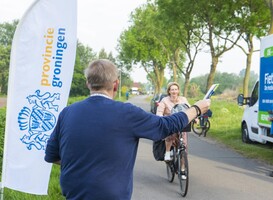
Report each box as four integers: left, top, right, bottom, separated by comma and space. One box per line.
0, 20, 18, 94
1, 0, 273, 97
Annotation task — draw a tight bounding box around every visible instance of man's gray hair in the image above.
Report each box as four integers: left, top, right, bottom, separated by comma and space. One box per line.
84, 59, 119, 91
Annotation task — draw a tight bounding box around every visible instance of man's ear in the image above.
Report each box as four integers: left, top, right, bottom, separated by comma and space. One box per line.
113, 82, 118, 91
113, 80, 119, 91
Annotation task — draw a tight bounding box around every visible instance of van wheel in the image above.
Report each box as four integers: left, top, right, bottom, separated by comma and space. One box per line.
242, 123, 251, 143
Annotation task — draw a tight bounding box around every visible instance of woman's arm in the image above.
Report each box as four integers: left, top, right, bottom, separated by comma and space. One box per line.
156, 98, 166, 116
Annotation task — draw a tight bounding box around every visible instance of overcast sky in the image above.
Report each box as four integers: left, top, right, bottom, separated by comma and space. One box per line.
1, 0, 261, 83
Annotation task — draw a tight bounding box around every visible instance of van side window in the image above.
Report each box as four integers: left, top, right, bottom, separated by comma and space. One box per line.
250, 81, 259, 106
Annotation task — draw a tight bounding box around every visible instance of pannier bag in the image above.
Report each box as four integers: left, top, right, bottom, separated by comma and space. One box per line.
152, 139, 166, 161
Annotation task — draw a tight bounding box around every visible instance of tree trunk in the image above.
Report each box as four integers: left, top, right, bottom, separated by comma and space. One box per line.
159, 68, 165, 92
243, 57, 251, 96
155, 68, 161, 94
243, 35, 254, 96
152, 79, 159, 94
144, 66, 157, 94
206, 57, 218, 92
153, 62, 165, 94
173, 48, 180, 82
269, 0, 273, 35
183, 74, 190, 97
172, 62, 177, 82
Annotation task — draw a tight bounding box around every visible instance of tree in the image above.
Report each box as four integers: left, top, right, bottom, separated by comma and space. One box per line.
98, 48, 108, 59
213, 72, 242, 94
156, 0, 205, 96
193, 0, 242, 92
191, 70, 255, 96
265, 0, 273, 34
0, 20, 18, 45
118, 3, 169, 94
76, 41, 96, 67
0, 45, 11, 94
70, 41, 96, 96
0, 20, 18, 94
234, 0, 270, 96
239, 69, 259, 95
157, 0, 243, 93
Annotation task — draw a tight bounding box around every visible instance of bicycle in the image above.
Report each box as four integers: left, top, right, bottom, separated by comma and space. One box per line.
165, 103, 189, 197
166, 132, 189, 197
191, 110, 212, 137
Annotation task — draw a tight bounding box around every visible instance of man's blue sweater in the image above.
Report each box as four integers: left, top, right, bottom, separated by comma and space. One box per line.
45, 96, 188, 199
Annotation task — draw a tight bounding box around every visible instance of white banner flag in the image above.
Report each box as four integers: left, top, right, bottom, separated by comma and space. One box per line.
2, 0, 77, 195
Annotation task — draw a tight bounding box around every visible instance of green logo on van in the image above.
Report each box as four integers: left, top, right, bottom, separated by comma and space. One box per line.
264, 46, 273, 58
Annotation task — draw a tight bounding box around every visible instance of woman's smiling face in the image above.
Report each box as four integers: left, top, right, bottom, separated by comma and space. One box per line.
169, 85, 179, 98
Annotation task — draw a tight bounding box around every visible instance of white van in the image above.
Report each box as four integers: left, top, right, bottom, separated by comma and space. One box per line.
238, 81, 273, 144
238, 34, 273, 144
131, 87, 139, 95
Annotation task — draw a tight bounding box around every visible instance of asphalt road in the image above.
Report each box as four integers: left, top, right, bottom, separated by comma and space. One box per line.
128, 95, 273, 200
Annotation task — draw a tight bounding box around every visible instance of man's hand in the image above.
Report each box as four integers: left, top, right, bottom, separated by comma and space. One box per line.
185, 99, 211, 122
194, 99, 211, 115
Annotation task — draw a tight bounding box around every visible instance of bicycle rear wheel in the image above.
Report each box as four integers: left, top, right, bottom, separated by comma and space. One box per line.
191, 120, 203, 136
178, 151, 189, 197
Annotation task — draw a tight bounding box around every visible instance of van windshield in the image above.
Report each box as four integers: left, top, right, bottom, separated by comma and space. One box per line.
250, 81, 259, 106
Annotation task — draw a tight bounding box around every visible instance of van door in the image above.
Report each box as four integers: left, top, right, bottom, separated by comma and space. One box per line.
247, 81, 259, 141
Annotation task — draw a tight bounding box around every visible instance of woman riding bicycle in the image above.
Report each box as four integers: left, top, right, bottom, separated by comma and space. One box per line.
156, 82, 190, 161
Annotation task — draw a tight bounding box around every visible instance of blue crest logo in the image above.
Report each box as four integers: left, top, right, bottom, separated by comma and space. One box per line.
18, 90, 60, 150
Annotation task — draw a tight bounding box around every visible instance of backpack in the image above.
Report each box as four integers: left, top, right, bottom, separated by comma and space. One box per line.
152, 140, 166, 161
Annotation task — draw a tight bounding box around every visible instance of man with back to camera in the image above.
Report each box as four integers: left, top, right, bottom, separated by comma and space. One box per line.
44, 59, 210, 199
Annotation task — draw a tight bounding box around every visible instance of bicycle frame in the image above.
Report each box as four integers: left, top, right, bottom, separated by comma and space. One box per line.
166, 132, 189, 197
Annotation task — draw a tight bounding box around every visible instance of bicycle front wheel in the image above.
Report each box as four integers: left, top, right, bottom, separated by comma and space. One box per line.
166, 161, 175, 182
191, 120, 203, 136
178, 151, 189, 197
